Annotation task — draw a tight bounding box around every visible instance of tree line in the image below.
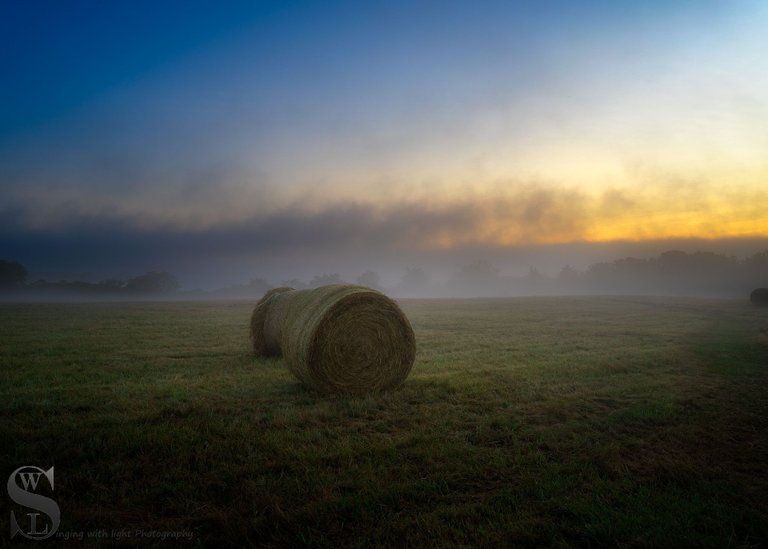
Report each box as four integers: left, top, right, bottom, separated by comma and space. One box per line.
201, 249, 768, 299
0, 261, 178, 296
433, 250, 768, 298
2, 249, 767, 299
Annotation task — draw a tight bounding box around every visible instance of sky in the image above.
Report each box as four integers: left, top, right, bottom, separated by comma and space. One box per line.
2, 0, 768, 288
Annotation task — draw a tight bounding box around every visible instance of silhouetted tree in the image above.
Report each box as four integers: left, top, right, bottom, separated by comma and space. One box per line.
281, 278, 308, 290
744, 250, 768, 281
460, 260, 498, 281
557, 265, 580, 282
309, 273, 343, 288
98, 279, 125, 292
396, 267, 430, 296
521, 267, 550, 293
356, 270, 382, 290
555, 265, 581, 293
125, 271, 179, 294
576, 250, 747, 295
0, 260, 27, 290
658, 250, 688, 267
248, 277, 272, 295
448, 260, 501, 296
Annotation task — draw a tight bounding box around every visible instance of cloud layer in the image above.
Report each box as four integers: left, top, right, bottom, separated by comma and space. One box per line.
2, 177, 767, 289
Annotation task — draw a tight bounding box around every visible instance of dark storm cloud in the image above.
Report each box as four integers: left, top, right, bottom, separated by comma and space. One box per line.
0, 186, 588, 270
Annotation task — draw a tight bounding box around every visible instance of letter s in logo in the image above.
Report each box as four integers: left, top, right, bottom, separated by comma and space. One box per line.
7, 466, 60, 540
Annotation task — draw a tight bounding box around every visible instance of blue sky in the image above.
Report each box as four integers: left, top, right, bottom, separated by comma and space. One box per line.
2, 0, 767, 287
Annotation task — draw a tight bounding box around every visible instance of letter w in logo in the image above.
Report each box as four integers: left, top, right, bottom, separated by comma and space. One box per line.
17, 472, 42, 491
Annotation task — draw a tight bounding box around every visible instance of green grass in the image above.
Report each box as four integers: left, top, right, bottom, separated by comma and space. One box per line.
1, 297, 767, 547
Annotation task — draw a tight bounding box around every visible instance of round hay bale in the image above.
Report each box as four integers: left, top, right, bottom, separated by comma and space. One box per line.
250, 284, 415, 394
750, 288, 768, 307
250, 287, 294, 355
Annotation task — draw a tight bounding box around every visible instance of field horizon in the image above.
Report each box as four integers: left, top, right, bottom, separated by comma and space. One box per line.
2, 296, 767, 547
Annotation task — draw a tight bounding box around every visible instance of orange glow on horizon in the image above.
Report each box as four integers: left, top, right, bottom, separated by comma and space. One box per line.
413, 181, 768, 250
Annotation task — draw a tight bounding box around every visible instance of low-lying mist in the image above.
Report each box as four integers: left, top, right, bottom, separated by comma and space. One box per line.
3, 247, 767, 301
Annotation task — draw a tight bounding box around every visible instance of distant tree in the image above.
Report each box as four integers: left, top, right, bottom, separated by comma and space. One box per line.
281, 278, 308, 290
614, 257, 652, 272
248, 277, 272, 295
401, 267, 428, 286
396, 267, 430, 296
463, 260, 498, 281
523, 267, 547, 281
578, 250, 746, 296
28, 279, 47, 289
658, 250, 688, 267
744, 250, 768, 278
356, 270, 382, 290
125, 271, 179, 294
97, 279, 125, 292
466, 260, 498, 279
447, 260, 501, 296
654, 251, 735, 276
0, 260, 27, 290
744, 250, 768, 266
309, 273, 343, 288
557, 265, 580, 282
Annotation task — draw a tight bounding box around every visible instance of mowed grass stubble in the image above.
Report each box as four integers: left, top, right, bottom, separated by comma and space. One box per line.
1, 297, 766, 547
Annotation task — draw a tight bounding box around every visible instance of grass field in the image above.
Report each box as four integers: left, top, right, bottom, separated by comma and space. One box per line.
1, 296, 767, 547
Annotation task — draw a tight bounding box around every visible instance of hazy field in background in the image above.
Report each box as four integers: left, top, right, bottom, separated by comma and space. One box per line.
1, 297, 766, 546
